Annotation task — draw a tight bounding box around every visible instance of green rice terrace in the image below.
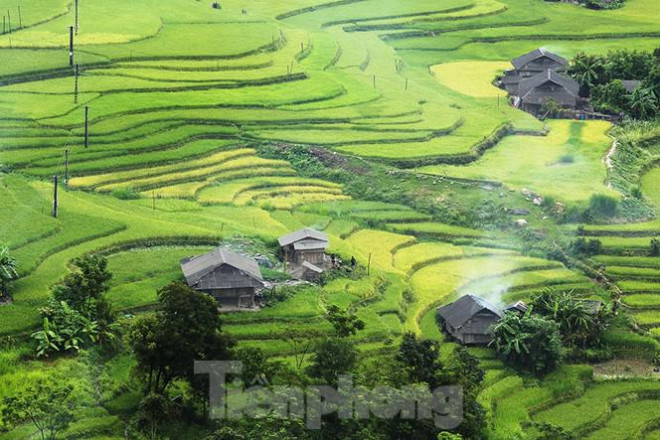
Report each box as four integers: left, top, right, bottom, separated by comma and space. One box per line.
0, 0, 659, 438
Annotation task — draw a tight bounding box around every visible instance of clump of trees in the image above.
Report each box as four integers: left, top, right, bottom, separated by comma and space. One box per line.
492, 290, 611, 375
0, 245, 18, 301
650, 238, 660, 257
31, 255, 118, 357
569, 49, 659, 119
491, 312, 563, 375
1, 381, 76, 440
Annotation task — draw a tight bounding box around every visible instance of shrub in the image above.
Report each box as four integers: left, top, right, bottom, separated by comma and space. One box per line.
571, 237, 602, 256
111, 187, 141, 200
650, 238, 660, 257
588, 194, 619, 219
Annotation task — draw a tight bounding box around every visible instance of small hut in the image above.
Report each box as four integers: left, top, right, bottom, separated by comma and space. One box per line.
437, 295, 503, 345
180, 247, 264, 308
301, 261, 324, 282
278, 228, 329, 265
504, 301, 528, 316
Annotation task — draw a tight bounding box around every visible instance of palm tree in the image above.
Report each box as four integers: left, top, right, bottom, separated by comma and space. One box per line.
0, 245, 18, 300
569, 53, 602, 96
628, 86, 658, 120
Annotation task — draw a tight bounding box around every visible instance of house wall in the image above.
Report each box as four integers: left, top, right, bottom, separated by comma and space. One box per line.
523, 85, 577, 110
294, 249, 326, 264
444, 310, 499, 345
203, 287, 255, 307
196, 265, 262, 290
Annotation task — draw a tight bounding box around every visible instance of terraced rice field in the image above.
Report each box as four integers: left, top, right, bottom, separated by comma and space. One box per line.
2, 0, 660, 438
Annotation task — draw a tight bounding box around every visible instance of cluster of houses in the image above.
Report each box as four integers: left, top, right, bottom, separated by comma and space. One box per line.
180, 227, 330, 309
499, 47, 642, 117
437, 294, 602, 345
499, 48, 582, 114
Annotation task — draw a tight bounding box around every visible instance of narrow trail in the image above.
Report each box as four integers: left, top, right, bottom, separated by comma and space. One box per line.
604, 137, 618, 189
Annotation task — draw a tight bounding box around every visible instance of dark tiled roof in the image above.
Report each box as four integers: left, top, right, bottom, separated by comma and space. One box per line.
504, 301, 529, 314
501, 70, 521, 85
278, 228, 328, 247
180, 247, 263, 286
512, 48, 568, 70
437, 295, 503, 329
518, 69, 579, 98
620, 80, 641, 93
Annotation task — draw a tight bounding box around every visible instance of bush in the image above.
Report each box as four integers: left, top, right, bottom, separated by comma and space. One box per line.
571, 237, 602, 256
650, 238, 660, 257
111, 187, 141, 200
588, 194, 619, 219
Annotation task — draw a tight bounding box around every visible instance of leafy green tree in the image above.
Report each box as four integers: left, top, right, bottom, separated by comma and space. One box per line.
235, 347, 282, 386
132, 393, 177, 440
325, 304, 365, 337
443, 348, 487, 439
31, 300, 103, 357
306, 338, 358, 385
628, 86, 658, 120
1, 381, 76, 440
437, 433, 463, 440
650, 238, 660, 257
591, 80, 629, 113
396, 332, 441, 386
531, 421, 576, 440
127, 281, 235, 395
205, 416, 311, 440
531, 290, 605, 348
570, 237, 602, 256
569, 52, 604, 96
51, 254, 115, 338
0, 245, 18, 300
491, 313, 563, 375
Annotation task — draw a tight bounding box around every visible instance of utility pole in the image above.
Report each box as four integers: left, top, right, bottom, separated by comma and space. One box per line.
74, 0, 79, 34
52, 176, 59, 218
17, 6, 21, 29
2, 16, 5, 35
367, 252, 372, 275
84, 106, 89, 148
64, 149, 69, 191
7, 10, 10, 33
405, 77, 408, 91
74, 64, 79, 103
373, 74, 376, 89
69, 26, 74, 66
152, 190, 156, 210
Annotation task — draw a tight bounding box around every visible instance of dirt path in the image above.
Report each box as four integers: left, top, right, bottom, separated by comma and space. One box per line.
604, 138, 617, 170
604, 137, 618, 189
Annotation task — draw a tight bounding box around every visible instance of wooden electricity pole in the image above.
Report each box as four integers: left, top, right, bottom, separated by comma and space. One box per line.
69, 26, 74, 66
17, 6, 21, 29
64, 149, 69, 191
52, 175, 59, 218
367, 252, 372, 275
74, 64, 79, 103
84, 106, 89, 148
75, 0, 79, 34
